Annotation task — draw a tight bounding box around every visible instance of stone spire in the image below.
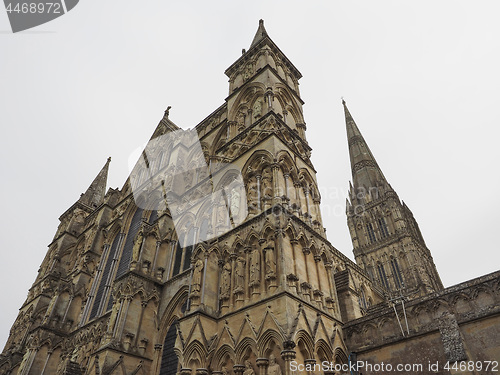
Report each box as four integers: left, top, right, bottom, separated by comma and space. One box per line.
249, 19, 269, 49
79, 157, 111, 208
343, 99, 389, 194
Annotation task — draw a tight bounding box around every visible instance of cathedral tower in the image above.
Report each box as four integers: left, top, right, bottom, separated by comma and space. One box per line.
2, 21, 385, 375
344, 100, 444, 299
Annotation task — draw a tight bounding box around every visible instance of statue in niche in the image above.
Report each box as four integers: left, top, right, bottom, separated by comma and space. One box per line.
191, 259, 204, 294
131, 232, 144, 264
222, 366, 230, 375
253, 100, 262, 118
243, 360, 255, 375
236, 111, 245, 128
263, 238, 276, 278
230, 187, 241, 217
220, 262, 232, 298
234, 257, 246, 292
268, 354, 282, 375
261, 168, 273, 198
249, 249, 260, 286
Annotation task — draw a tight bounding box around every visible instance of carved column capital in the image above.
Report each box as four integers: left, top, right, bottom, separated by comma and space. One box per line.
233, 364, 245, 375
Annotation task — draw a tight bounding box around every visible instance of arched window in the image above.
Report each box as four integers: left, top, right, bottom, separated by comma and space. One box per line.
116, 208, 144, 279
391, 257, 404, 289
377, 263, 389, 290
366, 223, 376, 243
89, 233, 122, 320
378, 218, 389, 238
359, 288, 367, 310
159, 321, 179, 375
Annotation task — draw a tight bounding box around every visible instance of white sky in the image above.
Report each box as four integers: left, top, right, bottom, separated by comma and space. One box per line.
1, 1, 500, 350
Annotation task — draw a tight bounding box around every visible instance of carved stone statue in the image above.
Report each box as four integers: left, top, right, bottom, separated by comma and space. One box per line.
261, 168, 273, 198
236, 111, 245, 128
253, 100, 262, 118
165, 106, 171, 118
230, 188, 241, 217
192, 259, 204, 294
249, 249, 260, 286
264, 239, 276, 278
221, 262, 232, 298
268, 354, 282, 375
131, 232, 144, 264
235, 257, 246, 291
243, 360, 255, 375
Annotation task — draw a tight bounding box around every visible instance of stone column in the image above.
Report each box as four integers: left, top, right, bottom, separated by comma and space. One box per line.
302, 247, 311, 284
304, 359, 316, 375
39, 349, 53, 375
283, 174, 290, 204
289, 239, 298, 278
272, 163, 280, 204
256, 358, 269, 375
304, 190, 312, 223
152, 240, 161, 277
134, 300, 148, 347
117, 296, 132, 341
274, 228, 284, 291
167, 240, 176, 279
294, 183, 302, 215
256, 175, 262, 211
281, 341, 296, 375
234, 364, 245, 375
200, 254, 209, 306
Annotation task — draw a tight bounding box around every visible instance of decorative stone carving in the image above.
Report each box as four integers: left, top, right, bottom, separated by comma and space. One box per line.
220, 262, 232, 299
267, 354, 282, 375
191, 259, 204, 295
263, 239, 276, 279
249, 249, 260, 287
234, 257, 246, 293
243, 360, 255, 375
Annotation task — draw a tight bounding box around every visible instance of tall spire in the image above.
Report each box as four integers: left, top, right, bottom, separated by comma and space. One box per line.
343, 99, 388, 192
79, 157, 111, 208
249, 19, 269, 49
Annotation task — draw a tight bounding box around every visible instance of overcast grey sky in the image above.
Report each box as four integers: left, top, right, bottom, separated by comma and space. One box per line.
1, 1, 500, 350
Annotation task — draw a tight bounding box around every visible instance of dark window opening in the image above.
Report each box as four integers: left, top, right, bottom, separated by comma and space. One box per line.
159, 321, 179, 375
366, 223, 376, 243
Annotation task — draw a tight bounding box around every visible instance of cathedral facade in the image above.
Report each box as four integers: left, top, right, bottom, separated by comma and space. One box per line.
1, 20, 499, 375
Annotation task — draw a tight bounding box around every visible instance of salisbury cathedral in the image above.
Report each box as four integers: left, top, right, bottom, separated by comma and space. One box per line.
1, 20, 499, 375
